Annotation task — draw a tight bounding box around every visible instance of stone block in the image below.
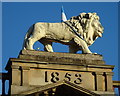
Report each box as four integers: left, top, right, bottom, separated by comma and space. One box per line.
18, 50, 105, 65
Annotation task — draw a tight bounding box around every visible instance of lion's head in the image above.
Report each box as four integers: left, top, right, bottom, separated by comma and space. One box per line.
69, 12, 104, 46
80, 12, 104, 45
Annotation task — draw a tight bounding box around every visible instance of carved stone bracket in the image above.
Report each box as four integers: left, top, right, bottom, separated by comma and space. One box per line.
104, 72, 114, 91
20, 66, 30, 86
11, 65, 21, 85
92, 72, 104, 91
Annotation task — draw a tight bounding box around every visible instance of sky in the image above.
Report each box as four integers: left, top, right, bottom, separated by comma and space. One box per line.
0, 2, 119, 95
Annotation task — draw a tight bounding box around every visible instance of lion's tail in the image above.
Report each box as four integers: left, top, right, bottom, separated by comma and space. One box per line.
22, 24, 34, 50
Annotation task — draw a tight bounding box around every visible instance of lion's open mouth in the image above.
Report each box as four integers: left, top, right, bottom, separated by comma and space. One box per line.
97, 30, 103, 37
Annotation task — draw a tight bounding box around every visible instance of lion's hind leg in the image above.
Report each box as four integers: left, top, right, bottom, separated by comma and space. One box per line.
26, 23, 46, 50
26, 34, 45, 50
26, 36, 40, 50
39, 40, 53, 52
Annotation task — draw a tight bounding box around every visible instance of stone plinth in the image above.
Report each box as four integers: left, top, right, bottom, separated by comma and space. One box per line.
5, 50, 115, 96
18, 50, 105, 65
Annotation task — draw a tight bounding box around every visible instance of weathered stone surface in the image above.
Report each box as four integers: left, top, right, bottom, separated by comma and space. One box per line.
20, 50, 103, 60
18, 50, 105, 65
5, 50, 115, 95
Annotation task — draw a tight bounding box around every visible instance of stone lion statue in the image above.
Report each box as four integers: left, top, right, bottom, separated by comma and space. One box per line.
22, 12, 104, 54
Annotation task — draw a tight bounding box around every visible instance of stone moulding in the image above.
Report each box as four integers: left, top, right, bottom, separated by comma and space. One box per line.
5, 50, 115, 95
17, 50, 105, 65
17, 80, 100, 96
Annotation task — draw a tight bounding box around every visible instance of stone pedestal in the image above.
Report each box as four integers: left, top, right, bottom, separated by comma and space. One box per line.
5, 50, 115, 96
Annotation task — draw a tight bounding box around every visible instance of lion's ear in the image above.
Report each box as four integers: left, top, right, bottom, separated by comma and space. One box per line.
91, 13, 100, 20
87, 13, 93, 19
96, 16, 100, 20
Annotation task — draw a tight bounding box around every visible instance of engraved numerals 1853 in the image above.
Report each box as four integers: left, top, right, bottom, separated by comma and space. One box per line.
45, 71, 82, 84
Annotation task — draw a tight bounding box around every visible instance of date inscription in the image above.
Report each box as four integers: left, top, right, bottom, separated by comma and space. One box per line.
45, 71, 82, 84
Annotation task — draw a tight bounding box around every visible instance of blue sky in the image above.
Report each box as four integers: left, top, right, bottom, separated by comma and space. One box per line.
1, 2, 119, 94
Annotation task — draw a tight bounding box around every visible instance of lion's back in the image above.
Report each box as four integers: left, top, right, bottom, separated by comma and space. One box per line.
34, 22, 74, 41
